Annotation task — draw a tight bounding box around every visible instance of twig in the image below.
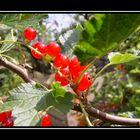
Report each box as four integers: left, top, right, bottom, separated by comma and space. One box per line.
80, 102, 93, 126
0, 57, 33, 83
93, 63, 111, 81
73, 103, 140, 126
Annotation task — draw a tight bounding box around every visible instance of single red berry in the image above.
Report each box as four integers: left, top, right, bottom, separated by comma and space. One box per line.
0, 112, 7, 122
23, 27, 37, 41
0, 111, 12, 122
68, 57, 88, 76
1, 118, 14, 126
68, 57, 81, 75
55, 69, 70, 86
77, 72, 93, 91
31, 42, 47, 59
41, 114, 52, 126
46, 42, 60, 57
79, 64, 88, 72
54, 54, 69, 69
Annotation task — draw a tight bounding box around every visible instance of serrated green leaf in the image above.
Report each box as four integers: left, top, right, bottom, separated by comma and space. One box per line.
74, 14, 140, 64
59, 25, 83, 49
0, 100, 21, 112
55, 93, 73, 114
108, 53, 140, 64
1, 83, 51, 126
52, 82, 66, 98
74, 41, 102, 64
0, 14, 48, 30
13, 108, 40, 126
0, 29, 17, 53
0, 82, 72, 126
46, 93, 73, 114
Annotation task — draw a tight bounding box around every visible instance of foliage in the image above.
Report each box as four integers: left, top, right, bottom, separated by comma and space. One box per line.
0, 14, 140, 126
74, 14, 140, 64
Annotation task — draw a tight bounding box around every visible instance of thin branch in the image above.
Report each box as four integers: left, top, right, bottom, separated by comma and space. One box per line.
80, 102, 93, 126
93, 63, 111, 82
0, 57, 33, 83
73, 103, 140, 126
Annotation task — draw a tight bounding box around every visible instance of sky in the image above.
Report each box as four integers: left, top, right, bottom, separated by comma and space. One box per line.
44, 14, 76, 33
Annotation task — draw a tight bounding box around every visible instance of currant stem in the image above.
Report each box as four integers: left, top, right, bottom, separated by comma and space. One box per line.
80, 102, 93, 126
93, 63, 111, 81
46, 106, 54, 113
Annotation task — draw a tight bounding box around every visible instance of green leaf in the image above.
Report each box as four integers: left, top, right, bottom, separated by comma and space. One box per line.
0, 83, 51, 126
74, 14, 140, 64
59, 25, 83, 48
0, 29, 17, 53
108, 52, 140, 64
135, 107, 140, 112
0, 100, 21, 112
118, 112, 135, 118
130, 68, 140, 74
0, 82, 72, 125
16, 14, 48, 30
74, 41, 102, 64
0, 24, 11, 33
12, 106, 40, 126
0, 14, 48, 30
52, 82, 66, 98
46, 93, 73, 114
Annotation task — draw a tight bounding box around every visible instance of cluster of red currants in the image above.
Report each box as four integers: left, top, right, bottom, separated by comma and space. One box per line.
0, 111, 14, 126
23, 27, 93, 92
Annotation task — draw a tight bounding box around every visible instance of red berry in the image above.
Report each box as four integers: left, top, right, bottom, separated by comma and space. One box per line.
54, 54, 69, 69
69, 57, 88, 76
46, 42, 60, 57
23, 27, 37, 41
1, 118, 14, 126
68, 57, 81, 75
41, 114, 52, 126
31, 42, 47, 59
0, 111, 12, 122
55, 69, 70, 86
0, 112, 7, 122
77, 72, 93, 91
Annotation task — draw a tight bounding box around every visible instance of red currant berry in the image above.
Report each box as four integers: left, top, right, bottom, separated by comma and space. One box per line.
69, 57, 88, 77
41, 114, 52, 126
31, 42, 47, 59
46, 42, 60, 57
1, 118, 14, 126
0, 111, 12, 122
55, 69, 70, 86
23, 27, 37, 41
80, 64, 88, 72
77, 72, 93, 91
0, 112, 7, 122
54, 54, 69, 69
68, 57, 81, 75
